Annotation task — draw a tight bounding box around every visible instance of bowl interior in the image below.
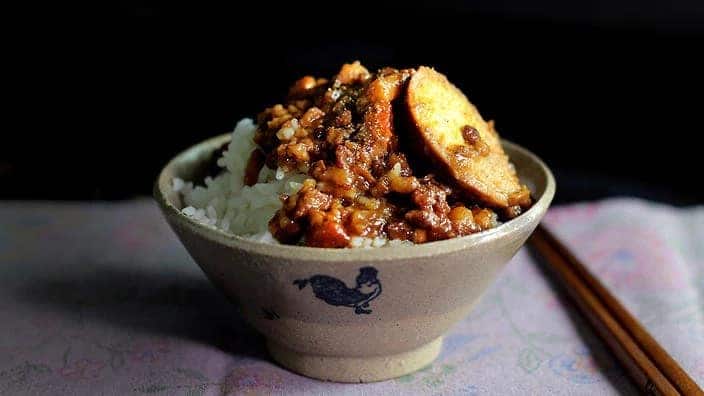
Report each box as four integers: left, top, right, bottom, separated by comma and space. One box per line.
155, 133, 555, 259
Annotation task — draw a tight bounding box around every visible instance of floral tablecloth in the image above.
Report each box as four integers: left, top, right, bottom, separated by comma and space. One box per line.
1, 198, 702, 395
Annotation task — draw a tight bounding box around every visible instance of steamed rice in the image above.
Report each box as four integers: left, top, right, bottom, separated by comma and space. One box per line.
175, 118, 411, 248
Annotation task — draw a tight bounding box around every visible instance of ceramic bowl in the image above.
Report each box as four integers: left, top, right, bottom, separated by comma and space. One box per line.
154, 133, 555, 382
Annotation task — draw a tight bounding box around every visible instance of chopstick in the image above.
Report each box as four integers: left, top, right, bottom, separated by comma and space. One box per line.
529, 224, 703, 396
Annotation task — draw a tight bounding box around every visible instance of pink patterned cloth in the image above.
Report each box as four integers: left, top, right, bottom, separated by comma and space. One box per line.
0, 198, 701, 395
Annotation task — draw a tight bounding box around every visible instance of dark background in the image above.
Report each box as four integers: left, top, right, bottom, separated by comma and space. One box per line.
4, 1, 703, 204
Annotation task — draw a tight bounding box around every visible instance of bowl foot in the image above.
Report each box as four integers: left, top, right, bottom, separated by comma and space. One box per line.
266, 336, 443, 383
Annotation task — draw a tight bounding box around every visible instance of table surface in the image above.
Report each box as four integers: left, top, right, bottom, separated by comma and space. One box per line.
1, 198, 702, 395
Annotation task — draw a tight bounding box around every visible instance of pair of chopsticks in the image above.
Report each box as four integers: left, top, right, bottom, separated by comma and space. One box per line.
529, 224, 703, 396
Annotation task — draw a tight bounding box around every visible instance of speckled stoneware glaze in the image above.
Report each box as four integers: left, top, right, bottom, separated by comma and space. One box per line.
154, 133, 555, 383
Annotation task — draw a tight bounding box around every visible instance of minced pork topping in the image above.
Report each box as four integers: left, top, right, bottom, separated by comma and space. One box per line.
245, 62, 531, 248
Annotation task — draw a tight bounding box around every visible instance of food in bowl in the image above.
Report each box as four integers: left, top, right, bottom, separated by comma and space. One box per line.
175, 62, 532, 248
155, 90, 555, 381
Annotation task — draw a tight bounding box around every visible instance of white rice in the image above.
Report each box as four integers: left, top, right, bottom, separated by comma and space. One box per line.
174, 118, 412, 248
349, 236, 412, 249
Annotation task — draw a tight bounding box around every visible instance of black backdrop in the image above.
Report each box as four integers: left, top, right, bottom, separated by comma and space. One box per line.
4, 1, 703, 204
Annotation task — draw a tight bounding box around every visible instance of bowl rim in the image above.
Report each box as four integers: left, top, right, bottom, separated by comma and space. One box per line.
154, 133, 555, 262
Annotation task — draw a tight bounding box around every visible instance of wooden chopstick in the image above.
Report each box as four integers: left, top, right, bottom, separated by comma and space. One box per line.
529, 224, 704, 396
